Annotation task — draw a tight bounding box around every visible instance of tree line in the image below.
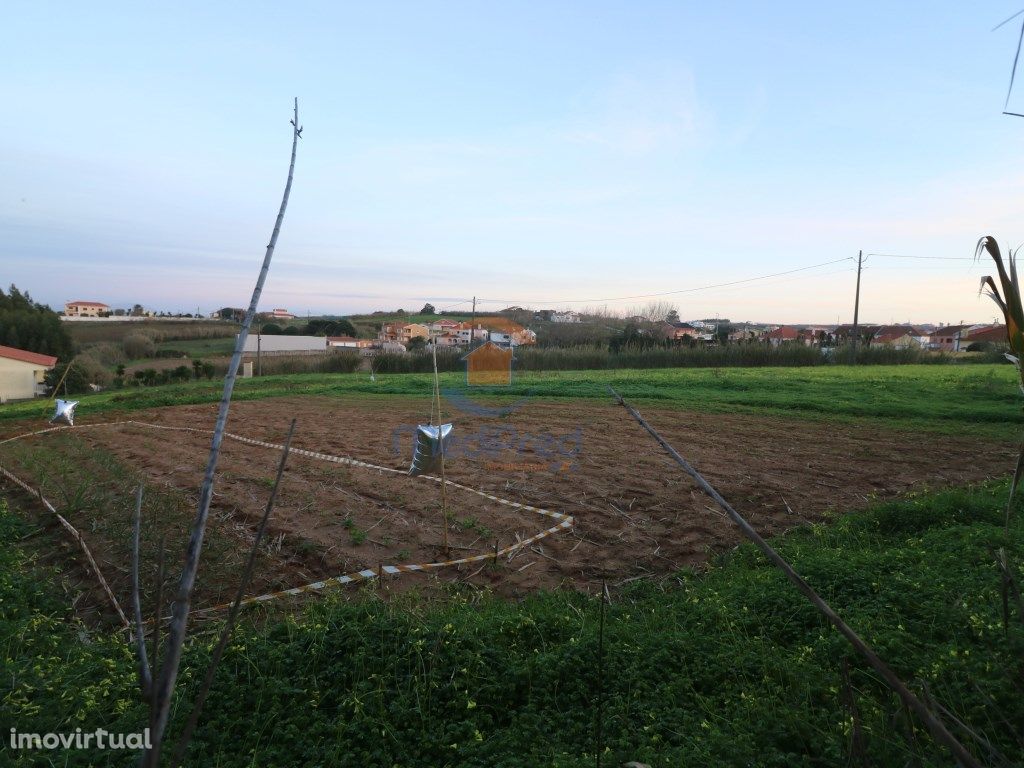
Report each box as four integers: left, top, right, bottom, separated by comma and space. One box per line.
0, 285, 74, 360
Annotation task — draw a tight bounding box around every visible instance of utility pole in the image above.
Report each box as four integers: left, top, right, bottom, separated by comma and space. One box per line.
850, 250, 863, 363
470, 295, 477, 348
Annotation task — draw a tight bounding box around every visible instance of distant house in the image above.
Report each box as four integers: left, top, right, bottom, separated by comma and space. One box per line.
432, 332, 462, 347
380, 322, 429, 344
550, 311, 581, 324
764, 325, 803, 347
64, 300, 109, 317
269, 308, 295, 319
833, 324, 880, 345
872, 325, 922, 349
456, 323, 488, 345
927, 325, 973, 351
961, 324, 1007, 348
427, 319, 461, 337
665, 322, 701, 341
511, 327, 537, 346
727, 324, 767, 343
463, 341, 513, 386
0, 345, 57, 402
326, 336, 373, 349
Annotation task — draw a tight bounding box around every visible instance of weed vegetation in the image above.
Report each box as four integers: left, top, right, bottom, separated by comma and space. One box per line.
2, 482, 1022, 766
2, 365, 1019, 439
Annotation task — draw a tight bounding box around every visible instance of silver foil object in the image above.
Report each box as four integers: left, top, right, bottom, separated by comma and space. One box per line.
51, 399, 79, 426
408, 423, 453, 477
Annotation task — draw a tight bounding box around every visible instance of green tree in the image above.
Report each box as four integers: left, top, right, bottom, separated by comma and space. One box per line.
0, 285, 74, 360
421, 303, 436, 315
305, 318, 357, 337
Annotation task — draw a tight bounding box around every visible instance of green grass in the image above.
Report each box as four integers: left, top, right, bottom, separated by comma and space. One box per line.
3, 482, 1022, 766
66, 320, 235, 345
1, 365, 1020, 439
155, 336, 236, 357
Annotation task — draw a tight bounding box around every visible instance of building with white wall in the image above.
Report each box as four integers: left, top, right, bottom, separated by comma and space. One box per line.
0, 345, 57, 402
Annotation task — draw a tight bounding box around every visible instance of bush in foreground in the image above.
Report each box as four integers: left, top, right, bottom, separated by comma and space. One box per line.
4, 481, 1023, 765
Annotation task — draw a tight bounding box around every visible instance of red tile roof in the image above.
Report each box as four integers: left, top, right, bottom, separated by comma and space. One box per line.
765, 325, 799, 340
0, 345, 58, 367
67, 300, 109, 307
964, 324, 1007, 344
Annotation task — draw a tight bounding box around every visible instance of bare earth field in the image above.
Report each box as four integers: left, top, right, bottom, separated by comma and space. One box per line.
0, 394, 1016, 623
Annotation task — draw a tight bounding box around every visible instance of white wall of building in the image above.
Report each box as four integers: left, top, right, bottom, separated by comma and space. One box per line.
242, 335, 326, 353
0, 358, 50, 402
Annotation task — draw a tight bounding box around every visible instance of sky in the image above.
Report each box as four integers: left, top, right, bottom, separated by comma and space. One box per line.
3, 2, 1024, 324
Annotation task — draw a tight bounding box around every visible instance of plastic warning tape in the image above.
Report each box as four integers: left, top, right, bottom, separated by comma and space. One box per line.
0, 462, 131, 628
0, 420, 574, 612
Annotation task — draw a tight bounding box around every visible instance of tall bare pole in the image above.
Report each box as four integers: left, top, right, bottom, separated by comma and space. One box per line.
142, 99, 302, 766
470, 295, 477, 348
850, 250, 863, 362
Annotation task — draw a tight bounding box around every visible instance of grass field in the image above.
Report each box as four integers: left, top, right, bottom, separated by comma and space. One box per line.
2, 364, 1020, 439
154, 336, 236, 357
3, 481, 1022, 766
2, 362, 1022, 766
65, 319, 236, 346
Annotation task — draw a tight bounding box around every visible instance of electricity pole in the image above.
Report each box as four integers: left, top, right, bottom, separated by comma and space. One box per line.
470, 295, 477, 348
850, 250, 863, 363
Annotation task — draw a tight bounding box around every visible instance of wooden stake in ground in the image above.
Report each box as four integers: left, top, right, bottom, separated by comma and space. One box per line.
608, 386, 982, 768
431, 342, 451, 557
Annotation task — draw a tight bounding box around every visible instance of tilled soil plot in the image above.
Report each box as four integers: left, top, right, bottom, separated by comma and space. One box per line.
1, 394, 1015, 612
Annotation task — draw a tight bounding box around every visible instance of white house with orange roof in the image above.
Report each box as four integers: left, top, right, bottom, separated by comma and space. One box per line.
64, 300, 109, 317
0, 345, 58, 402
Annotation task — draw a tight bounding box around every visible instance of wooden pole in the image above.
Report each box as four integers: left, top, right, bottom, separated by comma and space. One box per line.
432, 344, 451, 557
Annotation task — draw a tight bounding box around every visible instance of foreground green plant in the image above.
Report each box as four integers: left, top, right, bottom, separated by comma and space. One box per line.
4, 480, 1023, 766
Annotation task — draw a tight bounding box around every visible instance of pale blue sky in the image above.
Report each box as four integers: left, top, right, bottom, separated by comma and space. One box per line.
3, 2, 1023, 323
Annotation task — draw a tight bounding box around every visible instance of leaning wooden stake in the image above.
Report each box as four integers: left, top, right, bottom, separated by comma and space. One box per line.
431, 343, 451, 557
608, 387, 982, 768
0, 465, 131, 629
142, 100, 302, 767
168, 420, 297, 768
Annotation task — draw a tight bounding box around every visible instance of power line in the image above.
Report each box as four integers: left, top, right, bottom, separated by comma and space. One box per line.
471, 256, 855, 307
866, 252, 977, 261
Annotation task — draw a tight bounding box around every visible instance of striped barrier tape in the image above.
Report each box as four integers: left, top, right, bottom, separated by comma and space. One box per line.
0, 462, 131, 628
0, 419, 574, 613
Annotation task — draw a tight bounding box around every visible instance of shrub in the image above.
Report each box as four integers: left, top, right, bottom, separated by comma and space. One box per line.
122, 332, 156, 359
82, 342, 126, 366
